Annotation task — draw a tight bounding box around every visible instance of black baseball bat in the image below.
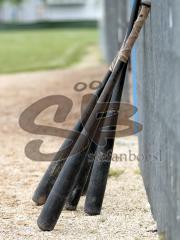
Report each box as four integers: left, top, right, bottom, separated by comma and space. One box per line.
65, 0, 141, 211
65, 141, 97, 210
81, 163, 92, 196
32, 0, 141, 206
37, 60, 127, 231
85, 1, 151, 216
84, 64, 127, 215
65, 71, 126, 211
32, 70, 111, 205
37, 3, 151, 231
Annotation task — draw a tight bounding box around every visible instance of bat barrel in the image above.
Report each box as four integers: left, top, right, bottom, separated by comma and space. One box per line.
37, 61, 126, 231
65, 114, 108, 210
32, 70, 112, 205
84, 0, 142, 216
65, 142, 97, 210
33, 0, 142, 207
84, 64, 127, 215
35, 0, 151, 232
81, 164, 92, 196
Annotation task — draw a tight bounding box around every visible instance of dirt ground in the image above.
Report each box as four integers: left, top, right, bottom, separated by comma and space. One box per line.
0, 64, 158, 240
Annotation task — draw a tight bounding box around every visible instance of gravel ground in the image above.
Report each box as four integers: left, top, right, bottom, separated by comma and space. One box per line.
0, 65, 158, 240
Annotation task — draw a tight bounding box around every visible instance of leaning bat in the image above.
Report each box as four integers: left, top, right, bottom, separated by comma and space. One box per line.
65, 0, 141, 211
84, 0, 151, 216
32, 0, 140, 206
37, 3, 151, 231
32, 70, 111, 205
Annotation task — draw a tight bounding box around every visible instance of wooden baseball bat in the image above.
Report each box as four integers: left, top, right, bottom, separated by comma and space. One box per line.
32, 70, 111, 205
65, 67, 127, 211
81, 163, 92, 196
84, 64, 127, 215
65, 141, 97, 210
85, 0, 151, 216
32, 0, 142, 206
37, 60, 127, 231
65, 0, 141, 211
37, 4, 151, 231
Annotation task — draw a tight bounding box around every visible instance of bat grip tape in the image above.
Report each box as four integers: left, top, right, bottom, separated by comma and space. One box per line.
119, 4, 151, 63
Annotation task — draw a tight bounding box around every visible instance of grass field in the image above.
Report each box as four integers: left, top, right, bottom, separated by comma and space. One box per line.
0, 28, 98, 73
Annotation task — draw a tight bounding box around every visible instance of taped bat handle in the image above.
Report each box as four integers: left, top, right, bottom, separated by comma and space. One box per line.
119, 4, 151, 63
109, 0, 141, 71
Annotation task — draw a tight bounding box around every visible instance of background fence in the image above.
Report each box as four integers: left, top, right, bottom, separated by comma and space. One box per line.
101, 0, 131, 103
136, 1, 180, 239
102, 0, 180, 239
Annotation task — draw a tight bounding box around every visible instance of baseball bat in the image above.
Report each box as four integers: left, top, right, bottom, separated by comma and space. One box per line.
81, 163, 92, 196
37, 60, 127, 231
65, 0, 141, 211
32, 70, 111, 205
65, 141, 97, 210
65, 68, 127, 211
37, 4, 151, 231
85, 0, 151, 216
33, 0, 141, 206
84, 63, 127, 215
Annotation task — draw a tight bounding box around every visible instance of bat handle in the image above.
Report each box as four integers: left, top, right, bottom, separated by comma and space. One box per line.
119, 4, 151, 63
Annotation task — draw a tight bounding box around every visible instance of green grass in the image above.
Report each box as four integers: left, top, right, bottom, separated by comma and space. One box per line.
108, 168, 125, 178
134, 168, 141, 175
0, 28, 98, 73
